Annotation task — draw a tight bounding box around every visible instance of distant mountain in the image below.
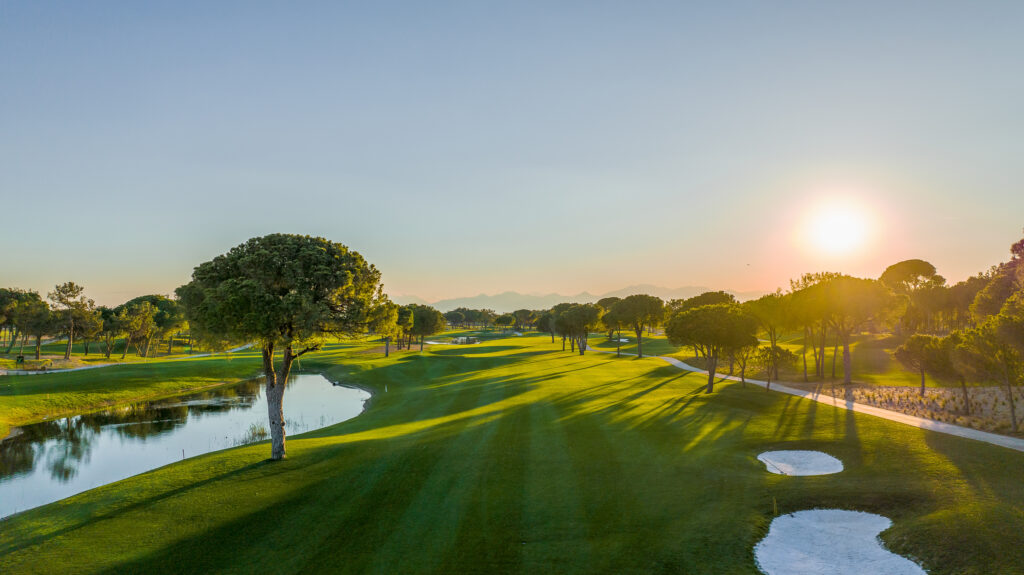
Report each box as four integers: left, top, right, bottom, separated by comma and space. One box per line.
431, 291, 598, 313
392, 285, 766, 312
390, 294, 430, 306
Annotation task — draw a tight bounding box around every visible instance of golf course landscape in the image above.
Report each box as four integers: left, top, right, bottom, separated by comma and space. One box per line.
6, 3, 1024, 573
2, 329, 1024, 574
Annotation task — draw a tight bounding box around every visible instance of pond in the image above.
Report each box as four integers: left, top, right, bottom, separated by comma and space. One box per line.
0, 373, 370, 519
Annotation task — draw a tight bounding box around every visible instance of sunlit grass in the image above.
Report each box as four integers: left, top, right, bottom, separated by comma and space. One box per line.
1, 334, 1022, 574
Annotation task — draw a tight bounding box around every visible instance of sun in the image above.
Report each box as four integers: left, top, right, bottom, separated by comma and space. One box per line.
802, 199, 874, 256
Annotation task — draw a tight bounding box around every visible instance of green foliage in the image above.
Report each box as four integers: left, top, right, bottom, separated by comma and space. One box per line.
495, 313, 516, 328
176, 234, 384, 350
408, 304, 446, 338
880, 259, 945, 293
665, 303, 757, 391
610, 294, 664, 358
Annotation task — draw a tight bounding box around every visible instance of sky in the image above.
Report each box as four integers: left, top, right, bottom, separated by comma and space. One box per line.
2, 1, 1023, 306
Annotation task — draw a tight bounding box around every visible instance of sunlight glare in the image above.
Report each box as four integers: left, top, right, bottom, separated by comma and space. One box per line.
803, 198, 874, 256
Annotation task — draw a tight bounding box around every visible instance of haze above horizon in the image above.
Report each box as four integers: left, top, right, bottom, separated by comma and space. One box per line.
3, 2, 1022, 306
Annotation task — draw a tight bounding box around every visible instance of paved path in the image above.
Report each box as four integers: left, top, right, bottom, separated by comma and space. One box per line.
0, 344, 254, 377
588, 346, 1024, 453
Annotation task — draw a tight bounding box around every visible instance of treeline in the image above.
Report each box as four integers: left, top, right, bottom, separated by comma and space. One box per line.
529, 232, 1024, 429
0, 283, 188, 361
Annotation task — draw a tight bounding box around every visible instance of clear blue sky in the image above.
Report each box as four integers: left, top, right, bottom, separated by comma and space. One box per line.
3, 1, 1022, 305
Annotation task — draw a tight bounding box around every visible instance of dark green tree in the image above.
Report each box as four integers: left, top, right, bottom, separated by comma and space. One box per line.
894, 334, 937, 396
176, 234, 386, 460
610, 294, 664, 359
665, 303, 757, 392
409, 304, 446, 350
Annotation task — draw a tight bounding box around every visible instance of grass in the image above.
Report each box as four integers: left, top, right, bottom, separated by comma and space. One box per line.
2, 334, 1023, 574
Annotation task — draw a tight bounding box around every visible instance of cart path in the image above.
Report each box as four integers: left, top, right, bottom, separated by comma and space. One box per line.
588, 345, 1024, 453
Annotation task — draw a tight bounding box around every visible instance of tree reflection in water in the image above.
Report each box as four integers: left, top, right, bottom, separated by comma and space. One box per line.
1, 376, 277, 484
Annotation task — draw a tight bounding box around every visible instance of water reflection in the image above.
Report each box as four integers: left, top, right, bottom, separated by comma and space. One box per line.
0, 374, 368, 518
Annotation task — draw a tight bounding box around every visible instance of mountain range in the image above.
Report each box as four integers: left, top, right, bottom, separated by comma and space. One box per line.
390, 284, 767, 313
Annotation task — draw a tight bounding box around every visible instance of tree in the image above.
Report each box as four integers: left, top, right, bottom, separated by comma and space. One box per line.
97, 306, 125, 359
409, 304, 446, 351
929, 332, 972, 415
396, 306, 415, 350
678, 291, 736, 311
495, 313, 516, 331
177, 234, 386, 460
880, 259, 945, 293
119, 301, 158, 359
77, 308, 104, 356
601, 305, 626, 357
596, 296, 622, 337
959, 321, 1023, 432
47, 282, 92, 360
121, 295, 183, 356
743, 291, 790, 380
665, 303, 757, 392
820, 276, 896, 385
894, 334, 937, 396
880, 259, 946, 335
444, 310, 465, 328
535, 311, 556, 343
611, 294, 664, 358
12, 294, 52, 360
549, 303, 576, 350
369, 301, 399, 357
755, 345, 798, 391
559, 303, 602, 355
512, 309, 534, 331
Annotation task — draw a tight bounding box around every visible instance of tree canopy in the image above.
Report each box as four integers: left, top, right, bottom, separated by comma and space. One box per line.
665, 303, 757, 392
176, 234, 386, 459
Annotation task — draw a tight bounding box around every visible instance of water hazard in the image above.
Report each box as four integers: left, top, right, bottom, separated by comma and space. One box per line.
0, 374, 369, 519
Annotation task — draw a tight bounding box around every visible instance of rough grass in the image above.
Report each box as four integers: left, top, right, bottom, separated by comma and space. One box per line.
1, 334, 1022, 574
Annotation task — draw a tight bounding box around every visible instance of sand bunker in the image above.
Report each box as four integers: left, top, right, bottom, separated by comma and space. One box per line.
755, 509, 925, 575
758, 450, 843, 476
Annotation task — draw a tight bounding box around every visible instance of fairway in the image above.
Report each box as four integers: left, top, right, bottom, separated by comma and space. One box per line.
2, 334, 1022, 574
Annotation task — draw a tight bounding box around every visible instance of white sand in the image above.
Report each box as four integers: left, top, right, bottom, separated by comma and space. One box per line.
755, 509, 926, 575
758, 450, 843, 476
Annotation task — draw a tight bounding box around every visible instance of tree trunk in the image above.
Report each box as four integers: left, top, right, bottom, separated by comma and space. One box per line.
802, 327, 809, 382
5, 327, 17, 354
919, 368, 926, 396
578, 335, 586, 355
570, 337, 575, 353
960, 376, 970, 415
561, 336, 566, 351
168, 336, 174, 355
706, 351, 718, 393
635, 324, 644, 359
84, 341, 90, 355
1004, 374, 1018, 433
384, 336, 390, 357
64, 318, 74, 360
262, 342, 288, 461
831, 334, 839, 379
122, 336, 131, 359
842, 334, 852, 385
104, 335, 112, 359
34, 335, 42, 360
616, 329, 621, 357
419, 335, 424, 352
550, 331, 554, 343
142, 336, 153, 357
